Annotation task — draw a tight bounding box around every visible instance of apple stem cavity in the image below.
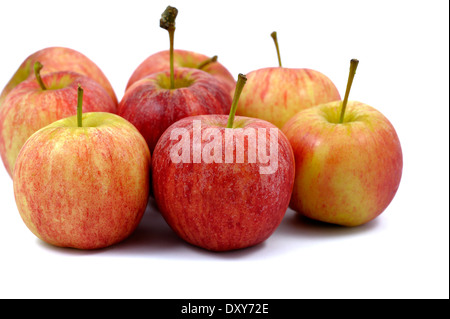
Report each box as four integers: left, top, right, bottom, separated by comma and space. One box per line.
34, 61, 47, 90
160, 5, 178, 90
226, 74, 248, 129
271, 31, 282, 67
197, 55, 218, 70
339, 58, 359, 124
77, 84, 84, 128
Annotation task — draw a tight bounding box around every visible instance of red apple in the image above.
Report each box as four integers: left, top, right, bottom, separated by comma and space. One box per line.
13, 86, 150, 249
236, 32, 341, 128
0, 64, 117, 177
126, 49, 236, 96
282, 59, 403, 226
118, 68, 232, 153
117, 6, 232, 153
125, 6, 235, 96
0, 46, 118, 106
152, 74, 295, 251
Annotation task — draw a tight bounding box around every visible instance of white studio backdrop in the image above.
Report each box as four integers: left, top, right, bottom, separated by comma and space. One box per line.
0, 0, 448, 299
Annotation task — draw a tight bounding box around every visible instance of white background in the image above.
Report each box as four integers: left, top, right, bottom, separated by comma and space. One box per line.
0, 0, 448, 299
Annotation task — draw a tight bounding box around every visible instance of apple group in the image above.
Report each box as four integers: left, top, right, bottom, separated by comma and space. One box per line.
0, 6, 402, 252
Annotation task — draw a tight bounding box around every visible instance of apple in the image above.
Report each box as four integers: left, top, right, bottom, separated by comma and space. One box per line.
0, 63, 117, 177
13, 85, 151, 249
118, 6, 232, 153
282, 59, 403, 226
126, 50, 236, 96
235, 31, 341, 129
0, 46, 118, 106
124, 6, 235, 96
152, 74, 295, 251
118, 68, 232, 154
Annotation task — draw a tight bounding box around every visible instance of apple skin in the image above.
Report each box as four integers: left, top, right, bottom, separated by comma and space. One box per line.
0, 46, 118, 106
0, 71, 117, 177
126, 49, 236, 96
13, 112, 151, 250
236, 67, 341, 129
281, 101, 403, 226
152, 114, 295, 251
118, 67, 232, 153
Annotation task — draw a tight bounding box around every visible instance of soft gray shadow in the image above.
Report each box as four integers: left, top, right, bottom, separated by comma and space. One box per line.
37, 204, 381, 258
277, 208, 382, 239
106, 198, 264, 258
113, 198, 267, 258
106, 198, 188, 256
181, 238, 267, 259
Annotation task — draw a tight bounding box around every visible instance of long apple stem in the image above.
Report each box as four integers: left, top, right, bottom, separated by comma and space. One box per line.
226, 74, 247, 129
339, 59, 359, 124
77, 84, 84, 128
271, 32, 282, 67
160, 6, 178, 89
34, 62, 47, 90
197, 55, 218, 70
168, 28, 175, 89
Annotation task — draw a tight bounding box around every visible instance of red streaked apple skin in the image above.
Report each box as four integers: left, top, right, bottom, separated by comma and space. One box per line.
236, 67, 341, 129
13, 112, 151, 250
0, 71, 117, 177
152, 115, 295, 251
282, 101, 403, 226
126, 49, 236, 95
118, 67, 232, 153
0, 46, 118, 106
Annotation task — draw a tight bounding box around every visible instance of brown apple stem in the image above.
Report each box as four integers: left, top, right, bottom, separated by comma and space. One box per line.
168, 28, 175, 89
226, 74, 248, 129
34, 61, 47, 90
339, 59, 359, 124
160, 6, 178, 89
271, 31, 282, 67
197, 55, 218, 70
77, 84, 84, 128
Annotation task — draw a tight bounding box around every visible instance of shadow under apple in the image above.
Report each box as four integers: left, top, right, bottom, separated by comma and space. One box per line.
116, 198, 267, 258
36, 203, 382, 258
276, 208, 382, 240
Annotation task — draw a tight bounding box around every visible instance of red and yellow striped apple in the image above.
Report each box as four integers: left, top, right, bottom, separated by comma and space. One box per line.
282, 59, 403, 226
0, 64, 117, 177
13, 87, 150, 249
0, 46, 118, 106
126, 49, 236, 96
236, 32, 341, 129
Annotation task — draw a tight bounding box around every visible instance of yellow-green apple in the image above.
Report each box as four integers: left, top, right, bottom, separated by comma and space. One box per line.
126, 50, 236, 96
0, 46, 118, 106
0, 63, 117, 177
125, 6, 235, 96
236, 31, 341, 129
13, 86, 150, 249
152, 74, 295, 251
118, 6, 232, 153
282, 59, 403, 226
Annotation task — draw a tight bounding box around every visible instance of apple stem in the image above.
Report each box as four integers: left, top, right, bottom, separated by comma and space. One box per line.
197, 55, 218, 70
226, 74, 248, 129
34, 61, 47, 90
339, 59, 359, 124
271, 31, 282, 67
160, 6, 178, 90
77, 84, 84, 128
